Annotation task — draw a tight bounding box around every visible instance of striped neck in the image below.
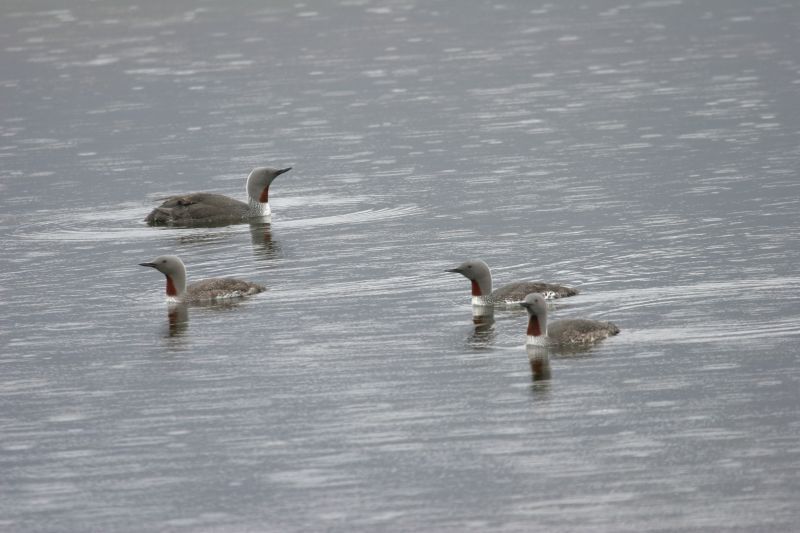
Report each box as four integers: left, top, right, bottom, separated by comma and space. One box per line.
471, 295, 490, 306
247, 198, 271, 218
526, 334, 550, 346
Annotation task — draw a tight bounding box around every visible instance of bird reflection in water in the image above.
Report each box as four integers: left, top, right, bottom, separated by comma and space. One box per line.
173, 224, 231, 245
164, 302, 189, 338
466, 314, 496, 348
161, 296, 255, 345
250, 221, 282, 260
525, 342, 603, 382
526, 345, 551, 381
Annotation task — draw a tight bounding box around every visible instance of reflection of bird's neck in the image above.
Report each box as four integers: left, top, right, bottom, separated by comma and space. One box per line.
250, 222, 280, 261
526, 344, 551, 380
529, 357, 551, 381
258, 226, 273, 245
472, 315, 494, 328
166, 303, 189, 336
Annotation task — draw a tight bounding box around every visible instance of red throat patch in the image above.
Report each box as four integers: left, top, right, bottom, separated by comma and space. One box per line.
259, 187, 269, 203
471, 280, 482, 296
527, 316, 542, 336
165, 275, 177, 297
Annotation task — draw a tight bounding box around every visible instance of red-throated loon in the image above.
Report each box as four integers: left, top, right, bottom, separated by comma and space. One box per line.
520, 292, 619, 346
445, 259, 578, 306
138, 255, 265, 303
145, 167, 291, 226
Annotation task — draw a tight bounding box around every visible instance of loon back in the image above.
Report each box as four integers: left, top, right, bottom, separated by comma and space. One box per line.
546, 318, 620, 344
184, 278, 266, 303
145, 193, 250, 226
490, 281, 579, 303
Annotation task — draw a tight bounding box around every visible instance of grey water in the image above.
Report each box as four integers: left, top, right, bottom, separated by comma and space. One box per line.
1, 0, 799, 531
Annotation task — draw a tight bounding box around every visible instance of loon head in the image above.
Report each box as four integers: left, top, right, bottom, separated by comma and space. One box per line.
139, 255, 188, 298
445, 259, 493, 296
520, 293, 548, 338
246, 166, 292, 204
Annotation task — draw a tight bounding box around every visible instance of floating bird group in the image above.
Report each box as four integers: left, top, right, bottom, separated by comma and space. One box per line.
140, 165, 619, 377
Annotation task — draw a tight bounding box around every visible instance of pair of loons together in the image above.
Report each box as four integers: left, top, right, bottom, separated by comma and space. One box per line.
145, 166, 292, 226
141, 166, 293, 301
446, 259, 619, 346
141, 167, 291, 301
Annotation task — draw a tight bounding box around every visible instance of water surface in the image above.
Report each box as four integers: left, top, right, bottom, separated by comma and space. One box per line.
1, 1, 799, 531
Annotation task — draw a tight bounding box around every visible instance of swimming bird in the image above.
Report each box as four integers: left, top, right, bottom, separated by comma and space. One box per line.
145, 167, 292, 226
138, 255, 265, 303
445, 259, 578, 306
520, 292, 619, 346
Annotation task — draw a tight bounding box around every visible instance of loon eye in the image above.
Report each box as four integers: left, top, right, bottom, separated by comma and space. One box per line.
162, 260, 167, 264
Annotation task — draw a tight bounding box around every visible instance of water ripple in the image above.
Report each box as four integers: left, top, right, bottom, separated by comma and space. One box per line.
280, 204, 422, 230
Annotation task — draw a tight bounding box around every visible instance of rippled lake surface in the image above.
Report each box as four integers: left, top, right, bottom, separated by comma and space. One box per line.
2, 1, 799, 531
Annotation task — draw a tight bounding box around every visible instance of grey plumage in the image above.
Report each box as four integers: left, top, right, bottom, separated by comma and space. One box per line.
545, 318, 620, 344
145, 193, 250, 226
490, 281, 579, 302
182, 278, 265, 303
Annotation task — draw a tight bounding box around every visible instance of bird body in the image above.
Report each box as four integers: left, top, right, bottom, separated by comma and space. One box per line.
145, 193, 252, 226
490, 281, 579, 303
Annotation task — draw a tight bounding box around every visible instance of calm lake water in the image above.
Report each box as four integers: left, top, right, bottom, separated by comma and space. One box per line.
2, 0, 799, 531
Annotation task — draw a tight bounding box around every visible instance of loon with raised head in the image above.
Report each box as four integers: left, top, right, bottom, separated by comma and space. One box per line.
520, 293, 619, 346
445, 259, 578, 306
145, 167, 292, 226
138, 255, 265, 303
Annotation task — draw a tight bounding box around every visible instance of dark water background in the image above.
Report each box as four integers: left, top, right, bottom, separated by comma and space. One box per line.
1, 1, 799, 531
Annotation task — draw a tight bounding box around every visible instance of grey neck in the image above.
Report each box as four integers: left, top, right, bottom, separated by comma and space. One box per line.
475, 269, 492, 297
168, 266, 187, 299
